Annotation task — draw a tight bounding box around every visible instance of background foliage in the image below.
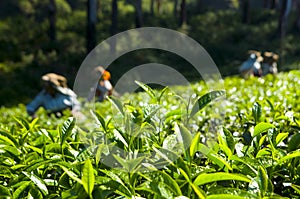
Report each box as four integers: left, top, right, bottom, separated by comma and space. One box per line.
0, 0, 300, 106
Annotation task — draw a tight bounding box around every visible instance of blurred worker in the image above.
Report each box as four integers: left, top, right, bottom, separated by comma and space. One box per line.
262, 51, 279, 76
239, 50, 263, 78
26, 73, 81, 118
88, 66, 113, 102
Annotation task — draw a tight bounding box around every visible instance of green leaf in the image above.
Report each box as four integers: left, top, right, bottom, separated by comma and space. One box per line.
258, 134, 267, 148
58, 165, 82, 184
275, 132, 289, 146
207, 194, 249, 199
257, 166, 268, 197
288, 133, 300, 152
291, 184, 300, 194
190, 132, 201, 158
198, 144, 232, 171
82, 159, 95, 198
94, 112, 107, 132
256, 148, 271, 158
252, 102, 262, 123
222, 128, 235, 152
22, 171, 48, 195
174, 123, 193, 152
107, 96, 124, 116
135, 80, 156, 101
253, 122, 275, 137
0, 145, 22, 156
13, 181, 31, 199
60, 117, 75, 146
0, 184, 11, 197
28, 185, 43, 199
113, 155, 144, 172
113, 129, 129, 148
157, 86, 169, 103
14, 117, 30, 131
159, 171, 182, 196
100, 169, 131, 196
25, 145, 43, 155
0, 135, 16, 147
190, 90, 225, 118
0, 130, 18, 147
179, 168, 206, 199
194, 172, 251, 186
277, 151, 300, 164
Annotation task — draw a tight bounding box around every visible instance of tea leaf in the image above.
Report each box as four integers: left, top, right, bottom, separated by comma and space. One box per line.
190, 90, 225, 118
288, 133, 300, 152
207, 194, 249, 199
13, 181, 31, 199
82, 158, 95, 198
257, 166, 268, 197
190, 132, 200, 158
291, 184, 300, 194
23, 171, 48, 195
275, 132, 289, 146
194, 172, 251, 186
60, 117, 75, 146
252, 102, 262, 123
179, 168, 206, 199
253, 122, 275, 137
107, 96, 124, 116
135, 80, 156, 101
277, 151, 300, 164
174, 123, 192, 152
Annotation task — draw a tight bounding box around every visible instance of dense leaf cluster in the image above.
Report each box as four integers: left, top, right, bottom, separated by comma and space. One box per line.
0, 71, 299, 198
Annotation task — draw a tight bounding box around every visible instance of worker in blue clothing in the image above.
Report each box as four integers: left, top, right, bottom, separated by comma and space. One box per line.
26, 73, 81, 118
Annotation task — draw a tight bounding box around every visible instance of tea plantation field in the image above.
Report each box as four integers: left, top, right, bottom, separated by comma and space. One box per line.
0, 71, 299, 198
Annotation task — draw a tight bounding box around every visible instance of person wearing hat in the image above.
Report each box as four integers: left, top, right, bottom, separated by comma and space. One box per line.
87, 66, 113, 102
262, 52, 279, 76
26, 73, 81, 118
239, 50, 263, 78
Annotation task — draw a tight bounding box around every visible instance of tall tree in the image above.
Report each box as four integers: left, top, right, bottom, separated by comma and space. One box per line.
179, 0, 187, 26
263, 0, 277, 9
156, 0, 161, 14
270, 0, 277, 9
49, 0, 56, 41
278, 0, 292, 38
150, 0, 155, 15
296, 0, 300, 30
87, 0, 97, 53
135, 0, 143, 28
110, 0, 118, 54
174, 0, 179, 17
241, 0, 250, 24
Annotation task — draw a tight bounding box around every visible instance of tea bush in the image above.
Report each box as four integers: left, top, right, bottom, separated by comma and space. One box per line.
0, 71, 299, 198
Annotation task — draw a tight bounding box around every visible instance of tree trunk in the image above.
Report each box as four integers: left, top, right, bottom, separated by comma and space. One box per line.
87, 0, 97, 53
296, 0, 300, 30
156, 0, 161, 14
241, 0, 250, 24
263, 0, 268, 8
278, 0, 292, 66
179, 0, 186, 26
49, 0, 56, 41
150, 0, 154, 15
196, 0, 201, 13
174, 0, 178, 17
66, 0, 76, 9
278, 0, 292, 38
135, 0, 143, 28
110, 0, 118, 54
270, 0, 276, 9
